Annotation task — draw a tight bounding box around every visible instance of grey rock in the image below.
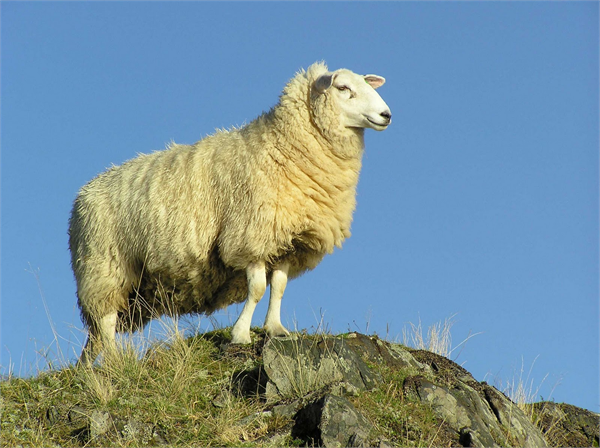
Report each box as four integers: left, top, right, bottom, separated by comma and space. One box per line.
232, 365, 268, 398
67, 406, 89, 427
532, 401, 600, 447
120, 418, 156, 444
272, 399, 304, 419
57, 408, 168, 446
262, 336, 381, 400
292, 394, 373, 447
45, 406, 60, 426
261, 333, 551, 447
483, 384, 548, 448
89, 410, 112, 439
237, 410, 273, 427
407, 350, 548, 447
405, 376, 501, 447
43, 404, 88, 428
343, 333, 428, 371
375, 437, 395, 448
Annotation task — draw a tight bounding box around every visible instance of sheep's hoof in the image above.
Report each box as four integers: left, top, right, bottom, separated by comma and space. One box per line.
265, 323, 290, 339
230, 331, 252, 345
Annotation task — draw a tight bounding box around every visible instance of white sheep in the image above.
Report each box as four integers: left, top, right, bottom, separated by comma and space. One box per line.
69, 61, 391, 364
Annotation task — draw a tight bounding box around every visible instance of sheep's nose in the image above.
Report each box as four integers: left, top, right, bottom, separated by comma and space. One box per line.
380, 110, 392, 123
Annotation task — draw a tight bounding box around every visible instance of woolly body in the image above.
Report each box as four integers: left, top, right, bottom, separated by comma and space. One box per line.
69, 62, 391, 363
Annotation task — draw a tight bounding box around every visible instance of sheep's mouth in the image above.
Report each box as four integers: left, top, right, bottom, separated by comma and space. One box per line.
367, 117, 390, 129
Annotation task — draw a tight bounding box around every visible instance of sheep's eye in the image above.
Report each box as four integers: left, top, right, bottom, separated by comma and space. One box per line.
336, 85, 350, 92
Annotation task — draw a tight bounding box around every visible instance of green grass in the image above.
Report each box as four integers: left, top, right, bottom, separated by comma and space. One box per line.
351, 363, 453, 447
1, 326, 281, 447
1, 322, 447, 447
1, 315, 562, 447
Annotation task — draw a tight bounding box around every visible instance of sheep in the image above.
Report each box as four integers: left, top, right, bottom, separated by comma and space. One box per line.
69, 61, 392, 364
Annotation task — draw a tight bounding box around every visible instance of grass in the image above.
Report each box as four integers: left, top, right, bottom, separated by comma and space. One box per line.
1, 321, 283, 447
503, 355, 560, 414
2, 304, 564, 447
401, 313, 482, 362
351, 363, 453, 447
400, 315, 567, 445
489, 354, 561, 437
0, 317, 449, 447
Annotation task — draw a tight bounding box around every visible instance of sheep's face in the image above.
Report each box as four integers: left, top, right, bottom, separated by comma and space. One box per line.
313, 69, 392, 132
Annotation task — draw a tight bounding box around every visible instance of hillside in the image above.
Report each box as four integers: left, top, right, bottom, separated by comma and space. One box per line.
1, 330, 598, 447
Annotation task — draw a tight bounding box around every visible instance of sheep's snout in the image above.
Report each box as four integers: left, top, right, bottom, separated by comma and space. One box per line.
365, 109, 392, 130
380, 110, 392, 125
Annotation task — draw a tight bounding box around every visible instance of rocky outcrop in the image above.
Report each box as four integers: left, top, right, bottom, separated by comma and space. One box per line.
233, 333, 595, 447
292, 394, 373, 448
404, 350, 548, 447
36, 332, 598, 447
531, 401, 600, 447
44, 404, 167, 446
262, 336, 381, 399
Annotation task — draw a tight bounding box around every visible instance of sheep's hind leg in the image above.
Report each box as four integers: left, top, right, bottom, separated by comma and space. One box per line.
77, 312, 118, 366
264, 262, 290, 338
231, 261, 267, 344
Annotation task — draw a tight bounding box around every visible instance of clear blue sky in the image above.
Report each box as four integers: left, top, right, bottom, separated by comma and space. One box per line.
1, 2, 598, 412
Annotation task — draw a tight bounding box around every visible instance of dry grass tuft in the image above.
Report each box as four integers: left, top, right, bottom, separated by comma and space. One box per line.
401, 314, 481, 362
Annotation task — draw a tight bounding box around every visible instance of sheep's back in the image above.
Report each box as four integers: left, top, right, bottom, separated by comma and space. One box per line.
70, 141, 226, 298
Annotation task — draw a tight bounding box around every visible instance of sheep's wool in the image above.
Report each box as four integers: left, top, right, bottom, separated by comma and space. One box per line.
69, 62, 387, 352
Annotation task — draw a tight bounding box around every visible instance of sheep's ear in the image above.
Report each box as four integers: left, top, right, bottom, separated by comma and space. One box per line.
364, 75, 386, 89
314, 73, 334, 94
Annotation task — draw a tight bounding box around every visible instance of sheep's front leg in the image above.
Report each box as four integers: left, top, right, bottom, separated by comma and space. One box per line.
264, 262, 290, 338
231, 261, 267, 344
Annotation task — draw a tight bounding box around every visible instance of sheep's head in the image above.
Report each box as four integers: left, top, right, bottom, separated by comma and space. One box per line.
311, 66, 392, 134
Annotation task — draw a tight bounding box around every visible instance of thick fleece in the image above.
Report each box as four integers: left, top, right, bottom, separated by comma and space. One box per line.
69, 62, 391, 363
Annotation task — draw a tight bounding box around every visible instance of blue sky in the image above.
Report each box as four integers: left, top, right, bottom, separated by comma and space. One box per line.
1, 2, 598, 413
